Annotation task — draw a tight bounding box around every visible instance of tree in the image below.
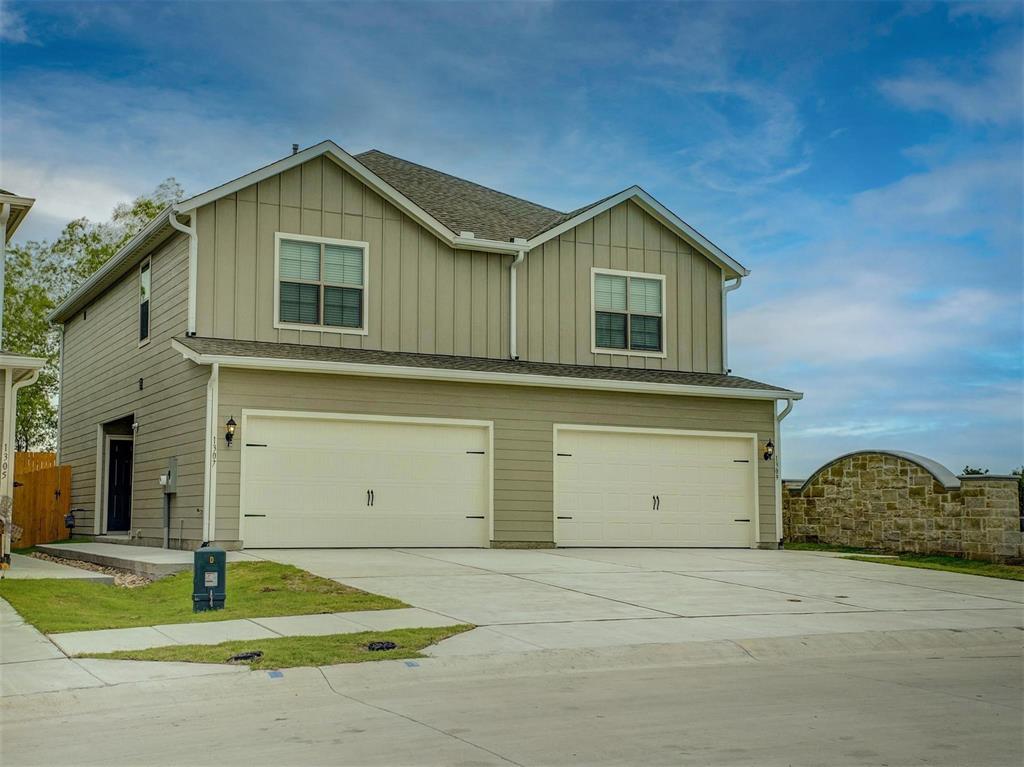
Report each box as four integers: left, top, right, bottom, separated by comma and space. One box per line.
961, 465, 989, 475
2, 179, 183, 450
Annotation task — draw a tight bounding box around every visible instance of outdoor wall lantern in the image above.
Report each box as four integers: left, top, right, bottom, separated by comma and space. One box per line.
763, 439, 775, 461
225, 416, 237, 448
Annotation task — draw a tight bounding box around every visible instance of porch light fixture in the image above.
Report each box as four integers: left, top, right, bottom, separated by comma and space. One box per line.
225, 416, 237, 448
763, 439, 775, 461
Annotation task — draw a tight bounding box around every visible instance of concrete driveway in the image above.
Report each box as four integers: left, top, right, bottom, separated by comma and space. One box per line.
251, 547, 1024, 654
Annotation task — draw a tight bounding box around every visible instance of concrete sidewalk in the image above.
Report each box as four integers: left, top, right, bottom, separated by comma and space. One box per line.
1, 553, 114, 582
0, 598, 245, 697
49, 607, 459, 655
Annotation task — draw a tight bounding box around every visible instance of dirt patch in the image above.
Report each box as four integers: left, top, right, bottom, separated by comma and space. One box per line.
29, 552, 153, 588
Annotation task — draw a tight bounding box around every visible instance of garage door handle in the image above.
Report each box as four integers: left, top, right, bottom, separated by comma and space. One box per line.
652, 495, 660, 510
734, 519, 750, 522
557, 516, 573, 520
465, 515, 485, 519
370, 490, 374, 507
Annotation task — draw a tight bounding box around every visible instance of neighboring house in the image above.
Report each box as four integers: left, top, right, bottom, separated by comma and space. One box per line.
49, 141, 801, 551
1, 190, 45, 566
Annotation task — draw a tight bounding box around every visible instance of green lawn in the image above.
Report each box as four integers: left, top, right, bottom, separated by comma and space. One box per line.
82, 626, 474, 670
845, 554, 1024, 581
0, 561, 406, 633
784, 541, 884, 554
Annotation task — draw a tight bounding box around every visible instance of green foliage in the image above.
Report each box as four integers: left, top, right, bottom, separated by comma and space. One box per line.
961, 465, 989, 475
2, 179, 183, 449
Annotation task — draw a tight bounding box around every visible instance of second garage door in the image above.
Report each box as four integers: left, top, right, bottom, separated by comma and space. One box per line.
240, 413, 491, 548
554, 427, 757, 547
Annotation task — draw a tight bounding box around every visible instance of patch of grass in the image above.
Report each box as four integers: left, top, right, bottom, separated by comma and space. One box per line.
82, 625, 474, 669
0, 562, 407, 633
846, 554, 1024, 581
784, 541, 883, 554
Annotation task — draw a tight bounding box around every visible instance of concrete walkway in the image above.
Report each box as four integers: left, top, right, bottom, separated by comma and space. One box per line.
49, 607, 458, 655
250, 547, 1024, 656
38, 542, 260, 577
0, 598, 246, 697
1, 553, 113, 582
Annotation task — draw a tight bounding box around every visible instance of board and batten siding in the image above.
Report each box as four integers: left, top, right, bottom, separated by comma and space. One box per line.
516, 200, 723, 373
193, 157, 725, 372
59, 232, 209, 546
215, 369, 777, 545
194, 155, 513, 359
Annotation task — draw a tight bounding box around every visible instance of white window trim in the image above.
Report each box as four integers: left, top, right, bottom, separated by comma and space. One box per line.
138, 258, 151, 348
273, 232, 370, 336
590, 267, 667, 359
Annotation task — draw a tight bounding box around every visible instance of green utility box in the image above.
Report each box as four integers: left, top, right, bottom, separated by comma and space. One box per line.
193, 547, 226, 612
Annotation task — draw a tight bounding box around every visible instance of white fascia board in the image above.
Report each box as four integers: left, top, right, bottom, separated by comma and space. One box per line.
170, 340, 802, 402
174, 140, 461, 248
48, 209, 172, 324
527, 186, 750, 278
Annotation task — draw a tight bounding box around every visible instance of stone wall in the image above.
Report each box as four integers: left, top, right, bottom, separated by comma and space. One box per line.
782, 451, 1022, 563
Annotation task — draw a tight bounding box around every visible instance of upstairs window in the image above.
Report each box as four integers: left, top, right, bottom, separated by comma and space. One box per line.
592, 268, 665, 355
275, 234, 368, 334
138, 260, 151, 344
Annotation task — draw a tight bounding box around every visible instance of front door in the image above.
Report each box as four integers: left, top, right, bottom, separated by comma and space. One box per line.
106, 438, 133, 532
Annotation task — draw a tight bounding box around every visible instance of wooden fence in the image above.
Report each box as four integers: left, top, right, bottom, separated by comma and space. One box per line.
11, 453, 71, 548
14, 451, 57, 477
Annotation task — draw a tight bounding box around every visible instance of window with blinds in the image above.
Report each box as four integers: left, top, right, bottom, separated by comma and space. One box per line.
276, 235, 367, 332
593, 269, 664, 354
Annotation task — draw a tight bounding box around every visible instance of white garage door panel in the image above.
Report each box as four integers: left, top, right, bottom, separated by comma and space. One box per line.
241, 416, 489, 548
555, 429, 755, 547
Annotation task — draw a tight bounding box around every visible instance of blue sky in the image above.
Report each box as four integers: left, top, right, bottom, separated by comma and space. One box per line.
2, 1, 1021, 476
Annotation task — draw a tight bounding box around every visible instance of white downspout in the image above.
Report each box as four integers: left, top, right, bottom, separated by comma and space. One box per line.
2, 368, 40, 561
774, 397, 796, 547
722, 275, 742, 373
509, 248, 526, 360
169, 208, 198, 336
202, 362, 219, 543
0, 202, 10, 344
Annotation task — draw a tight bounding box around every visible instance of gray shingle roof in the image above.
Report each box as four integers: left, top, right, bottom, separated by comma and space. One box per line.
355, 150, 572, 242
177, 337, 795, 394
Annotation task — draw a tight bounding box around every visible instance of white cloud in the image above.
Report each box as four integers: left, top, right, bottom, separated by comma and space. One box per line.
0, 4, 29, 43
879, 41, 1023, 125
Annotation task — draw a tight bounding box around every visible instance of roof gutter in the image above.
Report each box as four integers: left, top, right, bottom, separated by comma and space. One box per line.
48, 208, 172, 324
168, 208, 198, 335
171, 339, 802, 403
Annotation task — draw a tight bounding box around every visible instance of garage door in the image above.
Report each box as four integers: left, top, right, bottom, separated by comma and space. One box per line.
240, 414, 490, 547
554, 427, 756, 547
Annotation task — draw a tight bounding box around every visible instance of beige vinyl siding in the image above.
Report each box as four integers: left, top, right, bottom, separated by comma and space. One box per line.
215, 369, 777, 545
516, 200, 724, 373
59, 233, 209, 546
194, 155, 512, 358
194, 158, 724, 371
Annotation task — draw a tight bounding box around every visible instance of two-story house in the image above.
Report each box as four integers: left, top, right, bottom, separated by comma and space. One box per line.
50, 141, 800, 551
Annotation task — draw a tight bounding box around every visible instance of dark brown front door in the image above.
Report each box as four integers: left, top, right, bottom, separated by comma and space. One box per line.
106, 439, 133, 531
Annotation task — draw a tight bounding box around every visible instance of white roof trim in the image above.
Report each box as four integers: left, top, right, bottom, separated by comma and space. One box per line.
175, 140, 459, 246
48, 208, 172, 323
171, 340, 800, 401
526, 186, 749, 277
0, 354, 45, 371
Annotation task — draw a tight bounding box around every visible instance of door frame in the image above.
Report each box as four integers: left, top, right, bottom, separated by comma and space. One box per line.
238, 409, 495, 546
552, 424, 760, 548
102, 434, 135, 533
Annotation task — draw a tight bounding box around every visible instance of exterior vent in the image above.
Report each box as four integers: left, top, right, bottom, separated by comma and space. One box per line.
459, 231, 475, 238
